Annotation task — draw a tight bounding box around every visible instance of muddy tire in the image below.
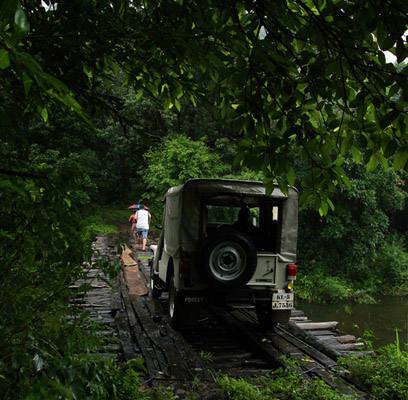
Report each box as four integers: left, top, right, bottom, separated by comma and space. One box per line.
199, 229, 257, 288
149, 261, 162, 298
168, 275, 184, 326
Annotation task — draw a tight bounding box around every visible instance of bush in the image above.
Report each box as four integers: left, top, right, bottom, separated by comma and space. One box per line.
339, 336, 408, 400
296, 273, 376, 304
373, 235, 408, 287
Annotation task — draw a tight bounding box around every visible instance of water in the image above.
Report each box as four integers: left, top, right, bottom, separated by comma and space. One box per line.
296, 296, 408, 348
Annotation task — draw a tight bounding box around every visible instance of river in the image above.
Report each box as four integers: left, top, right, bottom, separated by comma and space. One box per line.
297, 296, 408, 348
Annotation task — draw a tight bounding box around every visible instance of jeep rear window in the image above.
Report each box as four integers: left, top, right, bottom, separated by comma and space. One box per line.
203, 201, 282, 253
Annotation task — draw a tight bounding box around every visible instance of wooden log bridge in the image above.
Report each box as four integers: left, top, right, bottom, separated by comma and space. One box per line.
73, 234, 368, 398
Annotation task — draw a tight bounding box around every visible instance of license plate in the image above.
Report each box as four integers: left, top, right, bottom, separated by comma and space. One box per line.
272, 293, 294, 310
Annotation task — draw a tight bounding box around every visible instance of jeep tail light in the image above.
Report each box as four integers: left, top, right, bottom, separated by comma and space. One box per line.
179, 261, 190, 277
286, 264, 297, 281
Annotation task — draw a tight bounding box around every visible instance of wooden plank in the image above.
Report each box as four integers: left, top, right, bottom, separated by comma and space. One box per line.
115, 310, 142, 361
129, 293, 199, 381
165, 321, 215, 383
211, 307, 288, 369
119, 274, 163, 379
318, 335, 357, 344
124, 266, 148, 296
274, 327, 338, 369
111, 277, 122, 310
290, 309, 305, 317
289, 316, 309, 321
287, 322, 342, 360
295, 321, 339, 331
329, 341, 365, 351
119, 277, 138, 328
309, 330, 336, 336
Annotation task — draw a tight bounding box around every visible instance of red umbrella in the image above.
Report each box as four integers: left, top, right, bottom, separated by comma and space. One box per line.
128, 204, 149, 210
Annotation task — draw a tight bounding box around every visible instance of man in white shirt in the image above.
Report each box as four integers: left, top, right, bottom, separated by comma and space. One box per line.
135, 206, 151, 251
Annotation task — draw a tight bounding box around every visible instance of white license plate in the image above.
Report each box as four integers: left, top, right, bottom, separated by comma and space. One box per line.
272, 293, 294, 310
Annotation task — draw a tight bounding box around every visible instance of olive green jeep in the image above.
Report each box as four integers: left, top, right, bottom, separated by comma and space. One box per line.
150, 178, 298, 327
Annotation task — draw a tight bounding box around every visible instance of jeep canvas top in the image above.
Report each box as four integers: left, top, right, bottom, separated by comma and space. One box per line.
150, 178, 299, 327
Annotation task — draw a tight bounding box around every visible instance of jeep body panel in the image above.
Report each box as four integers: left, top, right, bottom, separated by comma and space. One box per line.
162, 179, 298, 262
151, 178, 299, 326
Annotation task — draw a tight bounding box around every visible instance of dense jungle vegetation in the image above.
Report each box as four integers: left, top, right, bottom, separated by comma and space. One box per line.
1, 0, 408, 398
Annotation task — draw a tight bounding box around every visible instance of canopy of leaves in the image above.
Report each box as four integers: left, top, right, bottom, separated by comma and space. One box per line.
1, 0, 408, 214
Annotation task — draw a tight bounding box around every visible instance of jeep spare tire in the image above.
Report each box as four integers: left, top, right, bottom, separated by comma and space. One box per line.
199, 229, 257, 288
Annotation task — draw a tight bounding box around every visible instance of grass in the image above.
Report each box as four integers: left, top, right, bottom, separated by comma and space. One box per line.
216, 367, 350, 400
81, 205, 131, 242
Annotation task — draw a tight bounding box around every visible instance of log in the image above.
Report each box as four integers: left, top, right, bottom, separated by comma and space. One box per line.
287, 322, 342, 360
295, 321, 339, 331
316, 335, 356, 344
290, 309, 305, 318
289, 316, 309, 321
309, 330, 336, 336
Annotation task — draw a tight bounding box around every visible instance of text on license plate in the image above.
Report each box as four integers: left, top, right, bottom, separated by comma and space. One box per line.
272, 293, 294, 310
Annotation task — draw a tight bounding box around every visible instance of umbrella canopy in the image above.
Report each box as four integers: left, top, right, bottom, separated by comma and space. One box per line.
128, 204, 149, 210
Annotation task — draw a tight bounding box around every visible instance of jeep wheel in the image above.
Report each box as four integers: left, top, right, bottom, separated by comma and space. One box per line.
149, 262, 162, 298
168, 275, 183, 326
199, 229, 257, 288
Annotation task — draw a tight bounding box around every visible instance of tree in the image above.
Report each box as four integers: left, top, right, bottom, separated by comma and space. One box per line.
297, 161, 408, 298
1, 2, 408, 395
143, 134, 227, 199
2, 1, 408, 214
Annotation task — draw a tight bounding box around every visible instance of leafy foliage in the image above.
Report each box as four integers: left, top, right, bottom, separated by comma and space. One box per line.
339, 339, 408, 400
2, 1, 408, 211
296, 161, 408, 301
141, 134, 228, 224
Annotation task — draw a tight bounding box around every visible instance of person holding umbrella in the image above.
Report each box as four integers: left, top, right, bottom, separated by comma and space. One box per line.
135, 205, 151, 251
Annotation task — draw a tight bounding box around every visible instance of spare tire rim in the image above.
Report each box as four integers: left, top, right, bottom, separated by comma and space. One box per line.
209, 242, 247, 281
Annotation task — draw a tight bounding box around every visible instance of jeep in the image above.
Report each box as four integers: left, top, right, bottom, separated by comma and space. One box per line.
150, 178, 298, 327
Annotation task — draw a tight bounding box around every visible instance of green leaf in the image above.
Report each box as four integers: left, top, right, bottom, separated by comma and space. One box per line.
384, 140, 398, 158
351, 146, 361, 164
318, 200, 328, 217
378, 152, 389, 171
135, 89, 143, 100
22, 72, 32, 98
164, 97, 173, 110
327, 197, 335, 212
286, 167, 296, 186
393, 148, 408, 170
379, 110, 399, 130
299, 191, 313, 209
13, 2, 30, 43
41, 107, 48, 122
0, 49, 10, 70
340, 134, 353, 156
366, 153, 377, 172
380, 36, 395, 52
